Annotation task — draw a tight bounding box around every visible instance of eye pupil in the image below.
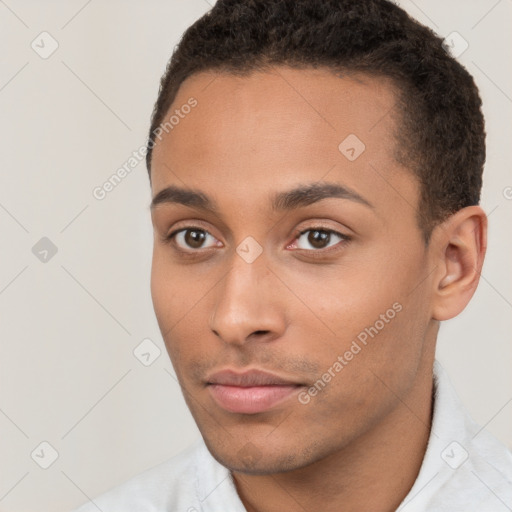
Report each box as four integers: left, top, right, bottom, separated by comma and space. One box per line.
308, 230, 330, 249
185, 229, 206, 248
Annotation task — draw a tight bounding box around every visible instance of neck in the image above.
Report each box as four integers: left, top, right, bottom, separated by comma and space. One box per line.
232, 352, 435, 512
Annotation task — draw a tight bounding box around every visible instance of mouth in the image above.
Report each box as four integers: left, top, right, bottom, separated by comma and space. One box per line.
205, 369, 305, 414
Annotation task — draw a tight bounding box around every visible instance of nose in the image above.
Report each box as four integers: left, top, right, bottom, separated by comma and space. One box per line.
209, 250, 287, 346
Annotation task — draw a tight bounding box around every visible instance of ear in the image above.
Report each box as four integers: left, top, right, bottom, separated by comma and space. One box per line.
430, 206, 487, 321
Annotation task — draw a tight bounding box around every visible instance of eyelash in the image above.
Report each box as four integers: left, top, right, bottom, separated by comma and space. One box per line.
162, 225, 351, 258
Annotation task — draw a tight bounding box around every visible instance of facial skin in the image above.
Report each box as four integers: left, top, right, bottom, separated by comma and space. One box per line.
149, 67, 486, 512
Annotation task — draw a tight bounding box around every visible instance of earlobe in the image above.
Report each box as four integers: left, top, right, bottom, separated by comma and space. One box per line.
431, 206, 487, 321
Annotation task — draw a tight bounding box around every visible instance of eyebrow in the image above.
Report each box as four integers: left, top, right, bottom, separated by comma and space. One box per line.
150, 181, 374, 212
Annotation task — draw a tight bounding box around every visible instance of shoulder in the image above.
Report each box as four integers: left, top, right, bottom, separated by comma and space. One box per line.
71, 440, 204, 512
403, 361, 512, 511
425, 434, 512, 511
457, 420, 512, 508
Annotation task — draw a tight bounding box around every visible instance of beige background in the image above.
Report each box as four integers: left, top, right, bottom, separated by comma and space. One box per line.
0, 1, 510, 510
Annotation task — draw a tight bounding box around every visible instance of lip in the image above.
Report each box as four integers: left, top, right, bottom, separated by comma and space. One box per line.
206, 369, 304, 414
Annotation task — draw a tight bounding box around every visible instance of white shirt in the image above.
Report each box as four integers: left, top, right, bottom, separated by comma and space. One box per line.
72, 361, 512, 511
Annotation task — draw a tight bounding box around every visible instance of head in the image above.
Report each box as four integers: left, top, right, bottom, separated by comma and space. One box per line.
147, 0, 487, 474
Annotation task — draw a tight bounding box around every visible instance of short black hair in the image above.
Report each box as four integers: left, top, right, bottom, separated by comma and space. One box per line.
146, 0, 485, 240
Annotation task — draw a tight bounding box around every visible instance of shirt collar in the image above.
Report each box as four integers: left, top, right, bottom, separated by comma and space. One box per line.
397, 359, 478, 510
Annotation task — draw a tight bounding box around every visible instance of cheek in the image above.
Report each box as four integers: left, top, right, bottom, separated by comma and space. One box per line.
150, 249, 217, 365
150, 253, 176, 328
150, 251, 190, 360
281, 263, 402, 347
150, 248, 209, 324
297, 302, 426, 441
298, 246, 429, 382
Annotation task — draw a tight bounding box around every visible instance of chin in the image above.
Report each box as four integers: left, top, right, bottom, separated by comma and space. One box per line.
203, 434, 328, 475
210, 445, 301, 475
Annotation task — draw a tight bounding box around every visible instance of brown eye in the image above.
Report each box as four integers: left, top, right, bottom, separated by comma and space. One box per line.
167, 228, 219, 251
307, 230, 330, 249
184, 229, 207, 249
295, 228, 349, 251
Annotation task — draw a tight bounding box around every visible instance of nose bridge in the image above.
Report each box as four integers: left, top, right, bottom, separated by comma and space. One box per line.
209, 249, 284, 344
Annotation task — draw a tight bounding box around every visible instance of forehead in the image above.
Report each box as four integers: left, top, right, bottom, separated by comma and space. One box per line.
150, 67, 417, 217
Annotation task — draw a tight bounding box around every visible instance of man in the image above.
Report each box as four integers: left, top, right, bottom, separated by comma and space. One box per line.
74, 0, 512, 510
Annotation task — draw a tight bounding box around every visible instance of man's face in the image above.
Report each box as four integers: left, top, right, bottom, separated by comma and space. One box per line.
150, 67, 435, 474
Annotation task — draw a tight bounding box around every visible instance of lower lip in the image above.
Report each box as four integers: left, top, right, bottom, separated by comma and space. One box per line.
208, 384, 301, 414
